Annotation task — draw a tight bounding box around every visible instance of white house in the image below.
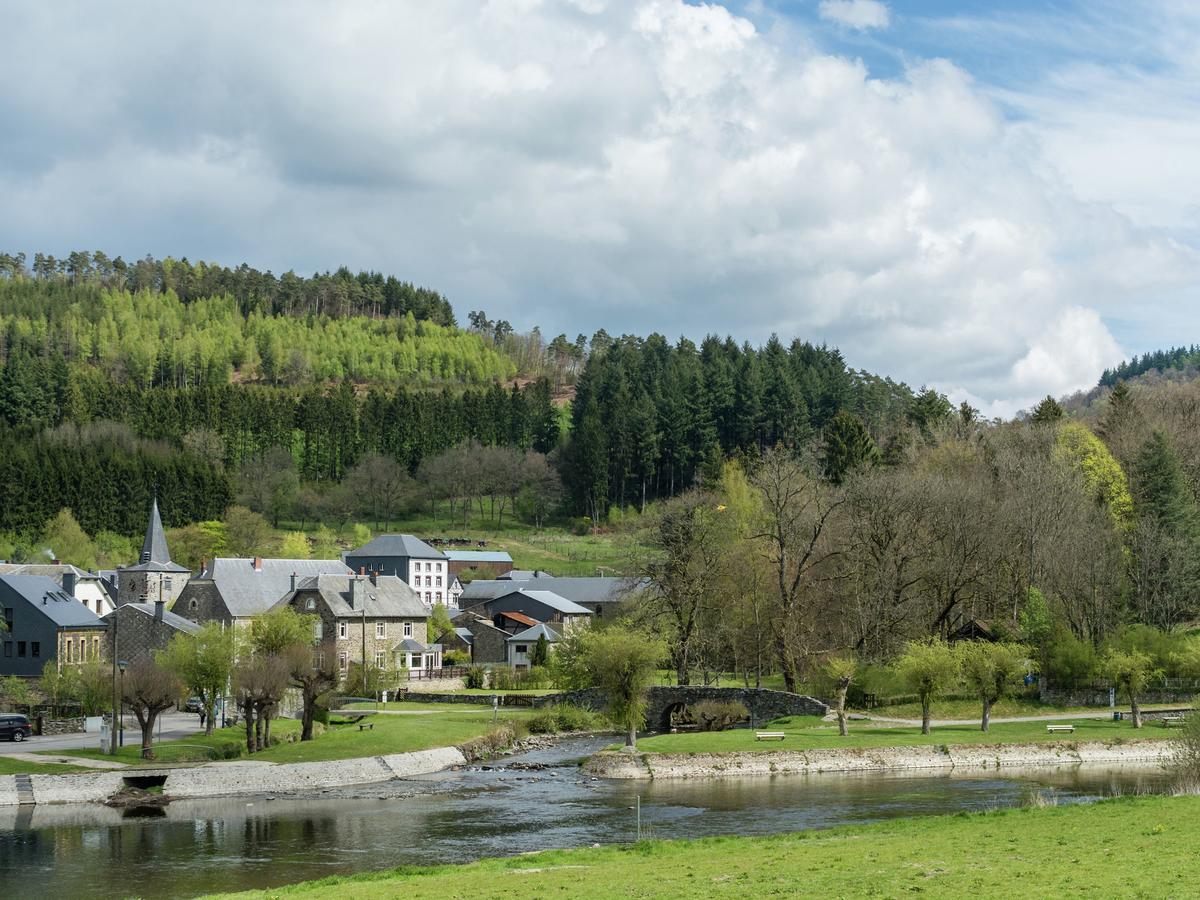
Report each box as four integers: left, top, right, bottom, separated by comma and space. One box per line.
506, 623, 559, 669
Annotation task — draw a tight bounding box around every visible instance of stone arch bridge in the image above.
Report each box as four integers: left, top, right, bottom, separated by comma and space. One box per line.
538, 686, 828, 731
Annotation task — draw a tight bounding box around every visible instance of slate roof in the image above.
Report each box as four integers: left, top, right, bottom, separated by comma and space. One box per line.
514, 590, 592, 616
460, 577, 642, 608
393, 637, 431, 653
201, 557, 353, 618
443, 550, 513, 564
106, 603, 201, 635
124, 498, 189, 573
506, 623, 560, 643
0, 575, 107, 628
346, 534, 446, 560
453, 627, 474, 645
281, 573, 428, 619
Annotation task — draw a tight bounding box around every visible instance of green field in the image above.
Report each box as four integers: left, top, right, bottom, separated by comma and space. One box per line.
632, 714, 1175, 754
52, 703, 534, 766
206, 794, 1200, 898
0, 756, 91, 775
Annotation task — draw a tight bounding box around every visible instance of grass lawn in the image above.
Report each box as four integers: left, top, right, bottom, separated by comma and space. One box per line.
51, 703, 535, 766
206, 794, 1200, 899
0, 756, 92, 775
866, 697, 1190, 720
398, 689, 559, 697
632, 714, 1176, 754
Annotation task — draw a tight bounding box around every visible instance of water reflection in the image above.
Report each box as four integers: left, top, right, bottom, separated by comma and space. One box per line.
0, 739, 1171, 899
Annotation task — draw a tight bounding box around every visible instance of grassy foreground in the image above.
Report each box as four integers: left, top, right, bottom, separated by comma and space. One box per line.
633, 715, 1175, 754
207, 795, 1200, 899
53, 703, 534, 766
0, 757, 91, 775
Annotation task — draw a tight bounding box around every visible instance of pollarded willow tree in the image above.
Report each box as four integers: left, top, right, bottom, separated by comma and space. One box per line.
580, 627, 665, 751
957, 641, 1030, 732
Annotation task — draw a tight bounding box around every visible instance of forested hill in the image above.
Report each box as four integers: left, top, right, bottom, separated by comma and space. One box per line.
0, 249, 933, 537
1100, 346, 1200, 387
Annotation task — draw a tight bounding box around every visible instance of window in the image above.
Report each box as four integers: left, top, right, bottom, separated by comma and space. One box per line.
425, 576, 431, 587
92, 637, 99, 659
64, 640, 71, 661
435, 592, 442, 602
306, 598, 316, 611
375, 651, 385, 668
425, 592, 432, 603
17, 641, 26, 658
410, 653, 422, 669
375, 622, 386, 639
164, 577, 172, 592
515, 644, 528, 654
312, 652, 324, 670
314, 620, 324, 640
403, 622, 413, 637
3, 608, 12, 633
338, 622, 347, 639
31, 641, 40, 658
2, 642, 10, 657
436, 577, 442, 587
189, 598, 199, 611
338, 652, 348, 672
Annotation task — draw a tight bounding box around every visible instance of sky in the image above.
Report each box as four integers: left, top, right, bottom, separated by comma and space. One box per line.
3, 0, 1199, 416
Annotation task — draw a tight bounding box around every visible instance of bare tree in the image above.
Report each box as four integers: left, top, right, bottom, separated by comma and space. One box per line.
122, 657, 184, 759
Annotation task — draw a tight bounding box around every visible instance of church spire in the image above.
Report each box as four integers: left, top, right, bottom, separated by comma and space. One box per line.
140, 496, 172, 566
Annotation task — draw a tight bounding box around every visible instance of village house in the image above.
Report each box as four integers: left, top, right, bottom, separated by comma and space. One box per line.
506, 622, 559, 670
448, 611, 510, 664
458, 574, 640, 618
115, 498, 191, 608
0, 574, 108, 676
0, 563, 115, 617
459, 588, 593, 633
175, 557, 353, 628
443, 549, 514, 583
343, 534, 449, 608
103, 598, 201, 666
271, 572, 438, 680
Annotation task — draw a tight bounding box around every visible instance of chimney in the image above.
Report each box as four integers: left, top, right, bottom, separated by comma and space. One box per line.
253, 556, 263, 572
51, 558, 61, 565
63, 571, 77, 597
290, 571, 298, 592
369, 570, 378, 586
200, 557, 208, 575
349, 576, 362, 608
154, 599, 165, 621
358, 566, 365, 576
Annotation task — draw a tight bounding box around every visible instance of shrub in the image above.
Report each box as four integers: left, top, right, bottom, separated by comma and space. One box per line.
492, 666, 552, 691
458, 723, 518, 761
465, 666, 487, 690
526, 704, 605, 734
689, 700, 749, 731
443, 650, 470, 667
218, 741, 243, 760
313, 705, 330, 725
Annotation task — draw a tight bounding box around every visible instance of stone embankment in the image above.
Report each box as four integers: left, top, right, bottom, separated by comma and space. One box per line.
583, 740, 1171, 780
0, 746, 466, 807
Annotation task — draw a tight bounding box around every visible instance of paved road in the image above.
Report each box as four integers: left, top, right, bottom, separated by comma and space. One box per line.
0, 711, 206, 755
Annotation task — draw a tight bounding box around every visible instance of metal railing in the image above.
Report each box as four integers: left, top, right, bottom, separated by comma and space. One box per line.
407, 665, 470, 681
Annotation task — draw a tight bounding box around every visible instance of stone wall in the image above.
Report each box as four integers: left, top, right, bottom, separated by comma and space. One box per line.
1040, 685, 1195, 707
542, 686, 828, 729
38, 716, 85, 736
106, 607, 185, 666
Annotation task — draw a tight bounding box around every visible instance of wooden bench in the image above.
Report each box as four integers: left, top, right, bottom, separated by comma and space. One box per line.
755, 731, 786, 741
1162, 716, 1185, 728
358, 722, 374, 731
1045, 724, 1075, 734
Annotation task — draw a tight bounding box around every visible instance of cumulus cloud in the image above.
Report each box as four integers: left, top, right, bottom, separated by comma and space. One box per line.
818, 0, 891, 30
0, 0, 1195, 415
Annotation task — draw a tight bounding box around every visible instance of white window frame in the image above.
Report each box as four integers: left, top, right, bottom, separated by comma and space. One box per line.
338, 621, 347, 639
375, 621, 386, 639
403, 621, 412, 637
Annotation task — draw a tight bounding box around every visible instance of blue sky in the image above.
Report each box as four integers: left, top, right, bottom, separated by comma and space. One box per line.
3, 0, 1198, 415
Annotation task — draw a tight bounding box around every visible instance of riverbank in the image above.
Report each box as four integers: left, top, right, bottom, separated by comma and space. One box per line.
204, 793, 1200, 898
584, 737, 1172, 779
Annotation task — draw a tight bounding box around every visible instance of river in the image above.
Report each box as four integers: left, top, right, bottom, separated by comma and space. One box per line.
0, 738, 1171, 898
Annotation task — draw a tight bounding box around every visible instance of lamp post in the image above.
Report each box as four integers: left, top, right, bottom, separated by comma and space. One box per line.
110, 611, 119, 755
118, 659, 127, 748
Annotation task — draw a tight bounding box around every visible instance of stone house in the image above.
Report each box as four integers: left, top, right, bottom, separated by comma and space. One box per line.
175, 557, 353, 627
461, 589, 593, 633
449, 612, 511, 665
103, 599, 201, 666
271, 573, 437, 682
0, 574, 108, 676
343, 534, 449, 608
458, 574, 641, 619
115, 499, 191, 608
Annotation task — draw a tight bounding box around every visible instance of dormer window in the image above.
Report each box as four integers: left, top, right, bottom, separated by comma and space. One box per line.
306, 598, 316, 611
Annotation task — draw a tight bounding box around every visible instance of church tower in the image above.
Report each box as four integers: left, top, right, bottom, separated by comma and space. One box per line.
117, 497, 192, 607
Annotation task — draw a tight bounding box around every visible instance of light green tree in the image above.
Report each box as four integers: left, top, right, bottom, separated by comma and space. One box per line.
822, 654, 857, 736
579, 626, 664, 750
161, 623, 237, 736
895, 639, 959, 735
428, 602, 453, 643
1101, 647, 1160, 729
38, 508, 97, 569
957, 642, 1030, 732
278, 531, 311, 559
39, 660, 80, 716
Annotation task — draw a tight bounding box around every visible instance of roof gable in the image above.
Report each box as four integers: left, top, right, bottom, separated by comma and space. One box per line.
0, 574, 106, 628
346, 534, 446, 560
283, 573, 428, 619
205, 557, 353, 618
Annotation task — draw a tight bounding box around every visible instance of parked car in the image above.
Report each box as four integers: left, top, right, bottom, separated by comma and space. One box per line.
183, 696, 204, 714
0, 714, 32, 742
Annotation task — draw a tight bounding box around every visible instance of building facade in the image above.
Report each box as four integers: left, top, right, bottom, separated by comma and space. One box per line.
0, 575, 107, 676
116, 499, 190, 607
104, 599, 201, 666
343, 535, 449, 608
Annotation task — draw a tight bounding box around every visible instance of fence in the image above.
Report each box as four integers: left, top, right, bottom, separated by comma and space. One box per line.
406, 666, 470, 681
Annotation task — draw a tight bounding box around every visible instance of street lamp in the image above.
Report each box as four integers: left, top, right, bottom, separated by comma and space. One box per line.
118, 659, 127, 748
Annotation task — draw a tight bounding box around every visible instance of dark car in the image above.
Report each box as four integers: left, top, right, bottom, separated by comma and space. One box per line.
184, 696, 204, 714
0, 714, 32, 742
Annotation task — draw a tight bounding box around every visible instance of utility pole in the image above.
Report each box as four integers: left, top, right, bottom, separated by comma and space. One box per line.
110, 600, 119, 754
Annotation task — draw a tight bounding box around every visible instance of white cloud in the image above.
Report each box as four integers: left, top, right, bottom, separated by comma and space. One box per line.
0, 0, 1195, 416
818, 0, 890, 31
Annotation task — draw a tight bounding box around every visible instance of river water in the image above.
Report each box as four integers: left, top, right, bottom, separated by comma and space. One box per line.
0, 738, 1171, 898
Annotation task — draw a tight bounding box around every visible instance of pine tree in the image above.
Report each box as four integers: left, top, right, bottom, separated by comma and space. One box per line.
821, 410, 878, 484
1030, 395, 1064, 425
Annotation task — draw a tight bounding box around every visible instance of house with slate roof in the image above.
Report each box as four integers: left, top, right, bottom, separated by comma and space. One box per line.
459, 576, 641, 619
443, 549, 514, 583
507, 623, 560, 669
343, 534, 449, 608
104, 598, 201, 666
458, 588, 592, 637
116, 498, 191, 608
175, 557, 353, 628
271, 573, 438, 679
0, 574, 108, 676
0, 563, 115, 617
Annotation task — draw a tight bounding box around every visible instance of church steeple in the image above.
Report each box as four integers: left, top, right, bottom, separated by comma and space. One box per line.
140, 496, 172, 566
